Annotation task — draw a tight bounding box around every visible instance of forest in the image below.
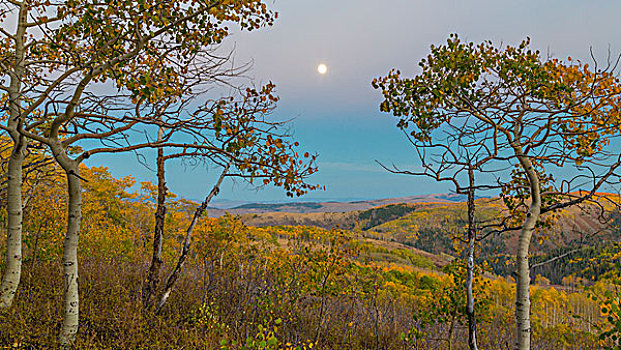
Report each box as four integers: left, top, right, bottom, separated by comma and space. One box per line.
2, 1, 621, 350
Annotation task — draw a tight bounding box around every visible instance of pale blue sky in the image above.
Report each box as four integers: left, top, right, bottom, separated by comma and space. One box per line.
87, 0, 621, 205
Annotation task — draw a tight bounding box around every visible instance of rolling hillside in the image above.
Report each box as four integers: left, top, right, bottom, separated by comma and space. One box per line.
232, 195, 621, 283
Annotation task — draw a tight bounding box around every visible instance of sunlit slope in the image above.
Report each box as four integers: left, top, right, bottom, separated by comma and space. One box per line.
240, 197, 621, 283
240, 202, 424, 230
242, 198, 618, 255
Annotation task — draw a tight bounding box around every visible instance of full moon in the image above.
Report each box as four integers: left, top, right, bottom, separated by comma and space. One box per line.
317, 63, 328, 75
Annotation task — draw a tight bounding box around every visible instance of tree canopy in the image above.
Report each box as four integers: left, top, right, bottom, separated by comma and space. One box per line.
373, 34, 621, 350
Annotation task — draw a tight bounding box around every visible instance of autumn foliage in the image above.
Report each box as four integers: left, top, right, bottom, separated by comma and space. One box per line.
0, 159, 617, 349
3, 4, 621, 348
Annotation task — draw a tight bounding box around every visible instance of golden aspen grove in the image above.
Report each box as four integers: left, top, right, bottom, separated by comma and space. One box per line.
2, 1, 621, 350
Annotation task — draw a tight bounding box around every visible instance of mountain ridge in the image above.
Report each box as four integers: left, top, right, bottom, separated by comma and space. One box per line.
208, 192, 478, 216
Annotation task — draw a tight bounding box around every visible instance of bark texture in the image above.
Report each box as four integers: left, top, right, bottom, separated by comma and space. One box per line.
0, 141, 26, 309
142, 131, 167, 311
514, 154, 541, 350
57, 160, 82, 348
0, 1, 27, 310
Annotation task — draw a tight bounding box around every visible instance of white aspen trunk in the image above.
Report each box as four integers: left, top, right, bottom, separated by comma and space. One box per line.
466, 166, 479, 350
0, 141, 26, 309
46, 47, 93, 348
514, 154, 541, 350
0, 1, 27, 309
58, 163, 82, 348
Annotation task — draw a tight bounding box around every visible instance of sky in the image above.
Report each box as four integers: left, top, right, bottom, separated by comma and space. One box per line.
86, 0, 621, 206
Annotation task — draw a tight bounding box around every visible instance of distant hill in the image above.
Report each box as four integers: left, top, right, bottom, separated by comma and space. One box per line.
224, 195, 620, 284
208, 193, 473, 216
366, 200, 620, 283
238, 202, 431, 231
